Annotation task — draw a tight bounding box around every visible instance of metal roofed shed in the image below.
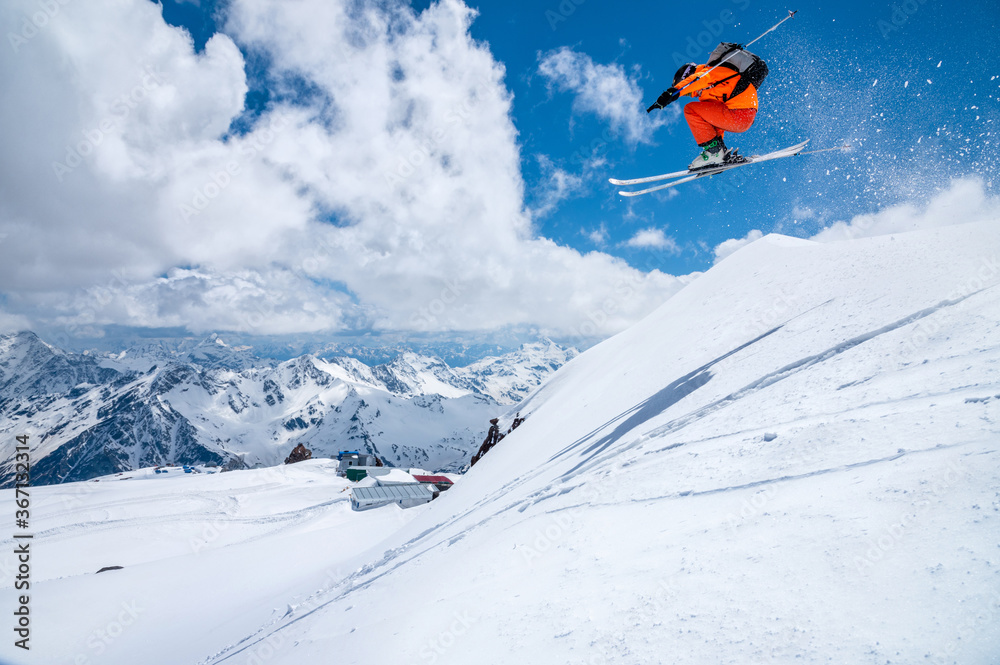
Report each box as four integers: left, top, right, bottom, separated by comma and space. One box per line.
350, 483, 435, 511
412, 475, 455, 491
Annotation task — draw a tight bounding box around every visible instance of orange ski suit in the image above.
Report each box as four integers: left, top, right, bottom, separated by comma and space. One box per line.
675, 64, 758, 145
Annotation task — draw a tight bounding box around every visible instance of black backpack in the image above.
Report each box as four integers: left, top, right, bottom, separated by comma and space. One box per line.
706, 42, 769, 100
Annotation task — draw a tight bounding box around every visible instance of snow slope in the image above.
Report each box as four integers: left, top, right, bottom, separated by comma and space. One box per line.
1, 220, 998, 664
0, 461, 415, 665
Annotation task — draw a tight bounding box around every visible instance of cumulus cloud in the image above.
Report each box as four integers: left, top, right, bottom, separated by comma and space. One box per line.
0, 0, 687, 341
537, 47, 672, 146
713, 229, 764, 263
810, 178, 1000, 242
623, 228, 680, 253
55, 267, 353, 336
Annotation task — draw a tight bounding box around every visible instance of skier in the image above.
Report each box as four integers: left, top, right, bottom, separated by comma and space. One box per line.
647, 42, 768, 170
470, 418, 503, 467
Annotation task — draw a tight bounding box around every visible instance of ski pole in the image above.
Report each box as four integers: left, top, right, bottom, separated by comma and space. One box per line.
745, 9, 798, 48
677, 10, 798, 93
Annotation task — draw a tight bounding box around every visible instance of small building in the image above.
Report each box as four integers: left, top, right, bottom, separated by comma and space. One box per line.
373, 468, 418, 485
412, 475, 455, 492
344, 467, 370, 482
337, 451, 379, 475
350, 483, 435, 511
344, 466, 406, 483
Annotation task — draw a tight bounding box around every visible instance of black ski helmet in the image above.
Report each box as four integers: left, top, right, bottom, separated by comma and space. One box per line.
673, 63, 697, 86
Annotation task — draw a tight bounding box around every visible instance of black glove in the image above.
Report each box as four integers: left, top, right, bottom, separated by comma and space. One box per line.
647, 88, 680, 113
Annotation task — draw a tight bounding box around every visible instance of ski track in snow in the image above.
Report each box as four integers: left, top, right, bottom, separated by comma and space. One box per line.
556, 286, 995, 483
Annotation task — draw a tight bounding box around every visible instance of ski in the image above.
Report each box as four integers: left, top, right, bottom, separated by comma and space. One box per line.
609, 168, 694, 187
614, 140, 811, 197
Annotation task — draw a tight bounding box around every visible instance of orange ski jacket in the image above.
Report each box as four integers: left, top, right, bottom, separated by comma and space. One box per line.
676, 64, 759, 110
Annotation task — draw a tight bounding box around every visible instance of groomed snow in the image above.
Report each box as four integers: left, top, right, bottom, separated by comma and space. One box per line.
2, 220, 998, 664
0, 460, 420, 665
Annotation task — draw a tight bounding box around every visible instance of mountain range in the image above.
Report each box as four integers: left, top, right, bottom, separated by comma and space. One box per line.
0, 333, 576, 487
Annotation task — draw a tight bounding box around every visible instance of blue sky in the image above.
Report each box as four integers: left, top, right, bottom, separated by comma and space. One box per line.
0, 0, 997, 354
159, 0, 998, 277
474, 0, 998, 273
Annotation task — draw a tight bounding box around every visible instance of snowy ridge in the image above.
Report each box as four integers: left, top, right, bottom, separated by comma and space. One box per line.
0, 339, 576, 486
214, 221, 997, 663
1, 221, 998, 665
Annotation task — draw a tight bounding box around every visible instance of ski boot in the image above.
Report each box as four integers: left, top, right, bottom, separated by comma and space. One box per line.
689, 137, 727, 171
689, 137, 748, 171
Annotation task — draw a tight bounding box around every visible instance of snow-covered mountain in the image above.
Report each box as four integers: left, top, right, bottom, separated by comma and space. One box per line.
0, 335, 575, 486
2, 220, 998, 665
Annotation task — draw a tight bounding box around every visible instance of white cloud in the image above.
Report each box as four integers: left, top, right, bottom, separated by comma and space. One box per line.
710, 179, 1000, 267
529, 155, 583, 219
537, 47, 672, 146
0, 0, 687, 340
623, 228, 680, 253
810, 178, 1000, 243
713, 229, 764, 263
55, 268, 352, 336
586, 224, 609, 246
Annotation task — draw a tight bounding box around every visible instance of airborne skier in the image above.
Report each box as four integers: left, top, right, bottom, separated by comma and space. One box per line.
610, 12, 814, 196
646, 42, 769, 170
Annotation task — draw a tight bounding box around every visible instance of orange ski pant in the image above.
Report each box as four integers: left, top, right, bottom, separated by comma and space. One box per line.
684, 101, 757, 145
